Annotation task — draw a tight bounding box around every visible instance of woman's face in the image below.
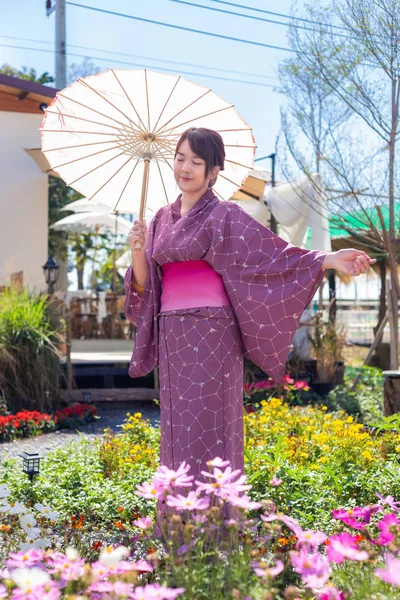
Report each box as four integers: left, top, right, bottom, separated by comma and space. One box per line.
173, 139, 209, 193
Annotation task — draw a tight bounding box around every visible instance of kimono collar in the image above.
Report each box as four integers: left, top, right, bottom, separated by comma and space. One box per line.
171, 187, 216, 221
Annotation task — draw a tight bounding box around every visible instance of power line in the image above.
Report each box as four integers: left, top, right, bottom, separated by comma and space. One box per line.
0, 34, 278, 82
65, 2, 294, 53
169, 0, 353, 39
208, 0, 350, 33
0, 42, 277, 87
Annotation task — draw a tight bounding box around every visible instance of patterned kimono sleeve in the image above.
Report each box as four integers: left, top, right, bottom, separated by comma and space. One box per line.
123, 216, 156, 327
206, 202, 328, 382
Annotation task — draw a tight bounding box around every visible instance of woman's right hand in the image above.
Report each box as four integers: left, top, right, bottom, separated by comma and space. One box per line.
128, 219, 149, 257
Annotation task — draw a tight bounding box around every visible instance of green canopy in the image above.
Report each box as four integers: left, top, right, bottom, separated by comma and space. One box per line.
305, 203, 400, 246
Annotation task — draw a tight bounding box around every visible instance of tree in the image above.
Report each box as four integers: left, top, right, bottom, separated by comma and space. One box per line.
0, 63, 54, 85
279, 0, 400, 368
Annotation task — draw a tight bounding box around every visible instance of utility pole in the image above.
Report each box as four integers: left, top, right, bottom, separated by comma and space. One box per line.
46, 0, 66, 89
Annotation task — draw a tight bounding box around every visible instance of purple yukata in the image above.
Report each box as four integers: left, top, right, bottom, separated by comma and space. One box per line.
124, 188, 326, 528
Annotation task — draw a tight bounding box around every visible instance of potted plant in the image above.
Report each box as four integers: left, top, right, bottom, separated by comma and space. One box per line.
308, 313, 346, 396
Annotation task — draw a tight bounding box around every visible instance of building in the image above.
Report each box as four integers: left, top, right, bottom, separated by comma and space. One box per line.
0, 74, 57, 291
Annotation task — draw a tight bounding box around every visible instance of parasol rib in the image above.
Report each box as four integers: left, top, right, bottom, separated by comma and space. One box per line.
113, 158, 141, 212
225, 158, 255, 170
88, 155, 134, 203
43, 110, 129, 133
153, 88, 212, 135
144, 70, 151, 132
159, 104, 235, 136
111, 69, 148, 132
43, 139, 127, 153
68, 149, 128, 186
57, 91, 142, 133
155, 160, 172, 206
77, 77, 147, 135
152, 76, 181, 134
48, 141, 128, 171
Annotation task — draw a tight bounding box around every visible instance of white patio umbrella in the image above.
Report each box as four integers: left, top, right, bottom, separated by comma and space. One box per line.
60, 198, 112, 214
52, 211, 133, 291
40, 68, 256, 250
51, 211, 133, 235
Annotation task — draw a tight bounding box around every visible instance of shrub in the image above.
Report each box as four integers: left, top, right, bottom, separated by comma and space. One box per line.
0, 288, 64, 413
55, 403, 98, 428
0, 410, 56, 442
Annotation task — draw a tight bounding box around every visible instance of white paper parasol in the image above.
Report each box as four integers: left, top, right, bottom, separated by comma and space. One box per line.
40, 69, 256, 222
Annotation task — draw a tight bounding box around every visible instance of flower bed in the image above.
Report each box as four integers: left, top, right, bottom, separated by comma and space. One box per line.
0, 404, 98, 442
244, 374, 313, 410
55, 403, 98, 429
1, 458, 400, 599
0, 411, 56, 442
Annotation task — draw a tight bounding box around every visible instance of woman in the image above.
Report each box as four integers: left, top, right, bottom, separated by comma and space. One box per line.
124, 127, 374, 533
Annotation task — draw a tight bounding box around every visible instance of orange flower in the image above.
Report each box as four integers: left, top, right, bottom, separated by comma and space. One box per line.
277, 537, 289, 546
0, 524, 10, 531
113, 520, 125, 531
117, 507, 124, 513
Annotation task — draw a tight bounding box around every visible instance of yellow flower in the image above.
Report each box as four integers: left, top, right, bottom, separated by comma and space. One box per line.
319, 456, 329, 464
361, 450, 373, 461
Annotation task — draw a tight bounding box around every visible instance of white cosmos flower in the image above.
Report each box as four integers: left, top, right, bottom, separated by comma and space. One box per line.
0, 501, 28, 514
19, 538, 50, 551
19, 514, 40, 538
0, 484, 11, 499
11, 567, 50, 589
99, 545, 130, 567
66, 547, 79, 561
34, 504, 59, 521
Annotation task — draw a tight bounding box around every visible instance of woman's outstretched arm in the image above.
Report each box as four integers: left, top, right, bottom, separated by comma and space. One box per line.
322, 249, 376, 276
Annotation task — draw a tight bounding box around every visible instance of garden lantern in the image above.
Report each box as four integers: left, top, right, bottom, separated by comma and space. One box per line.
81, 391, 92, 404
42, 255, 60, 294
19, 452, 43, 482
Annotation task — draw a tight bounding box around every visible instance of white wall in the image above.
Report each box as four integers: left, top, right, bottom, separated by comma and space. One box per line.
0, 112, 48, 291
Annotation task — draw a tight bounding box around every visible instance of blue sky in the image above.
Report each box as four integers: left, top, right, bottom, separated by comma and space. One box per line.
1, 0, 298, 164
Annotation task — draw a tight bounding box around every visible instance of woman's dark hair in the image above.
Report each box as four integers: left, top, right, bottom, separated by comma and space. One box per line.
175, 128, 225, 182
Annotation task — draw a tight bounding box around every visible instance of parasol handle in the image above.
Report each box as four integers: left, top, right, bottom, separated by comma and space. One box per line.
133, 153, 150, 252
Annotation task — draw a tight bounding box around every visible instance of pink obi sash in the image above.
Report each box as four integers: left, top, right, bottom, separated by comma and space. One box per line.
160, 260, 231, 311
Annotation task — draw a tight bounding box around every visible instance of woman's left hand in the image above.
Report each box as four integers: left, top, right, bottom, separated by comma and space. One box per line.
322, 249, 377, 276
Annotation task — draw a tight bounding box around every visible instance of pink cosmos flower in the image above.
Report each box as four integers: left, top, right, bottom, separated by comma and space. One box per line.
269, 478, 283, 487
133, 516, 153, 530
260, 512, 278, 523
376, 493, 400, 512
316, 585, 345, 600
166, 491, 210, 512
89, 580, 135, 596
0, 585, 7, 600
155, 462, 194, 489
326, 532, 369, 563
11, 582, 61, 600
130, 560, 154, 573
252, 559, 284, 579
375, 554, 400, 586
6, 549, 45, 569
45, 553, 85, 580
227, 494, 262, 510
131, 582, 185, 600
89, 561, 110, 579
296, 530, 328, 550
290, 548, 331, 588
333, 506, 372, 529
206, 457, 230, 468
196, 466, 251, 500
135, 480, 166, 501
376, 512, 400, 545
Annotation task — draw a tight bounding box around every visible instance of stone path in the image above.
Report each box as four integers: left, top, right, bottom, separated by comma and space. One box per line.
0, 403, 160, 463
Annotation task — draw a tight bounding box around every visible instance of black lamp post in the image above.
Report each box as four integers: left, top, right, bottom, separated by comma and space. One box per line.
42, 255, 60, 294
19, 452, 43, 483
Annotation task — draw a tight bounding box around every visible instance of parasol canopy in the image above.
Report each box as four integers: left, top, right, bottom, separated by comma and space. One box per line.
40, 68, 256, 219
